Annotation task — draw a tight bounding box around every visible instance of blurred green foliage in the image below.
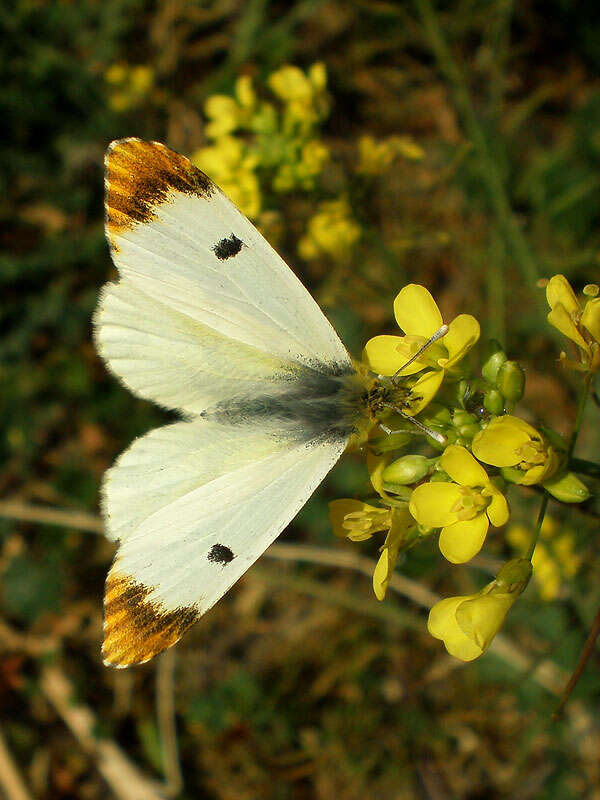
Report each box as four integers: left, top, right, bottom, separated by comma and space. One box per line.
1, 1, 600, 798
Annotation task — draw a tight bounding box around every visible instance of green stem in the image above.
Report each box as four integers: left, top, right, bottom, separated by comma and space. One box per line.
526, 492, 549, 562
413, 0, 540, 287
566, 371, 593, 462
568, 457, 600, 480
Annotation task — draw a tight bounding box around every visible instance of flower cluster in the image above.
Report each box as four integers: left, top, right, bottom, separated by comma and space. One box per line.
297, 199, 361, 263
192, 65, 331, 218
193, 64, 424, 261
331, 277, 593, 661
104, 63, 154, 112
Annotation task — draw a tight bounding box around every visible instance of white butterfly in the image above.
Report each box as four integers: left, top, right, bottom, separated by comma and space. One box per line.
96, 138, 440, 667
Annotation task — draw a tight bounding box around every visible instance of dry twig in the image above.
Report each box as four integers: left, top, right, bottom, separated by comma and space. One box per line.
0, 727, 34, 800
40, 666, 168, 800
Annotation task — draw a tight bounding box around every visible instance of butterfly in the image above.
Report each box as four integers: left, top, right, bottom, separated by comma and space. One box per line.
95, 138, 432, 667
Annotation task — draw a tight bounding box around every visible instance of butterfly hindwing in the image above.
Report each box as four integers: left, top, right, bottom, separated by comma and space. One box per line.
102, 418, 346, 667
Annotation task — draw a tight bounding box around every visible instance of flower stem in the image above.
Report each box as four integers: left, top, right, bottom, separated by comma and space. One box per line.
566, 371, 593, 462
526, 492, 549, 562
568, 457, 600, 480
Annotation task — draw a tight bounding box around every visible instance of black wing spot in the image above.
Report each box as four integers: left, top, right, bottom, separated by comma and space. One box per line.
213, 234, 243, 260
208, 544, 234, 564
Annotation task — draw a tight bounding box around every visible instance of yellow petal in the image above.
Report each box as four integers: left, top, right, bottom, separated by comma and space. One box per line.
393, 284, 443, 338
441, 445, 488, 487
439, 514, 489, 563
405, 369, 444, 415
456, 593, 514, 651
362, 335, 427, 376
428, 596, 484, 661
367, 451, 391, 499
472, 417, 531, 467
409, 482, 463, 527
373, 546, 394, 600
442, 314, 480, 367
486, 490, 509, 527
582, 297, 600, 343
547, 305, 590, 352
362, 335, 406, 375
546, 274, 579, 314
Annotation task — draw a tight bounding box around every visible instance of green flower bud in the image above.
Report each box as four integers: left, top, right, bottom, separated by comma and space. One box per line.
382, 455, 432, 485
430, 468, 451, 483
481, 340, 507, 383
483, 388, 504, 415
453, 410, 477, 428
458, 423, 481, 442
494, 558, 533, 594
496, 361, 525, 403
543, 472, 591, 503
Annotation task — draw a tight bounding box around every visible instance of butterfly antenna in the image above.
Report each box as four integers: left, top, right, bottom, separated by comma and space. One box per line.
391, 324, 449, 385
381, 403, 446, 445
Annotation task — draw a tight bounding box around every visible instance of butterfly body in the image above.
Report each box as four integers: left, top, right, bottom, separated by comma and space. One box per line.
96, 138, 378, 667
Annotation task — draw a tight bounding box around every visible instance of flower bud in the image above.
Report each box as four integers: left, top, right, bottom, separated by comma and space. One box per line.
382, 454, 432, 486
458, 423, 481, 442
453, 410, 477, 428
481, 340, 507, 383
496, 361, 525, 403
494, 557, 533, 594
543, 472, 591, 503
483, 388, 504, 415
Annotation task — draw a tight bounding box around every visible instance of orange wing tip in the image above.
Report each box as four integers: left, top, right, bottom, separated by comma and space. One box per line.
102, 571, 200, 668
104, 138, 215, 239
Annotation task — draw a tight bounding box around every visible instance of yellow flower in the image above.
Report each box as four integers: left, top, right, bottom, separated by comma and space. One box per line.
105, 63, 127, 84
105, 62, 154, 112
372, 505, 416, 600
204, 94, 242, 138
409, 445, 509, 563
329, 498, 416, 600
308, 62, 327, 92
472, 415, 560, 485
428, 558, 532, 661
329, 498, 392, 541
268, 63, 329, 129
357, 135, 425, 176
298, 140, 329, 177
129, 66, 153, 94
269, 65, 314, 102
546, 274, 600, 372
297, 199, 361, 262
363, 285, 480, 415
235, 74, 256, 109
